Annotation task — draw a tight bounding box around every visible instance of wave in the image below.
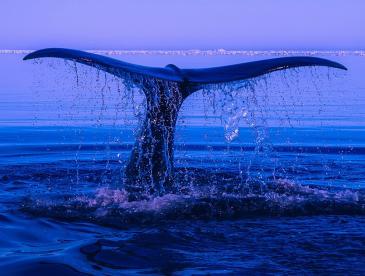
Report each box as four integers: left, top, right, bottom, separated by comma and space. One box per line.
21, 179, 365, 228
2, 143, 365, 155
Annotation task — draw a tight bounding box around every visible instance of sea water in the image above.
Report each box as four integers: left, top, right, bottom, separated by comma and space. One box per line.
0, 51, 365, 274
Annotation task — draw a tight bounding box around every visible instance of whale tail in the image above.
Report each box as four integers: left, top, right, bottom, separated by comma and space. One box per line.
24, 48, 346, 96
24, 48, 347, 197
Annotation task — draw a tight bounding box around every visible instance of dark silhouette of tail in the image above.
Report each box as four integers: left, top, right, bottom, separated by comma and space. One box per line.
24, 48, 347, 197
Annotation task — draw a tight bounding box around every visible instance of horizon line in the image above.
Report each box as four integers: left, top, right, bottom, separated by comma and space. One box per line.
1, 49, 364, 56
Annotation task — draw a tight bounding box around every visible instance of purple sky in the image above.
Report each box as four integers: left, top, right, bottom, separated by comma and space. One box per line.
1, 0, 364, 50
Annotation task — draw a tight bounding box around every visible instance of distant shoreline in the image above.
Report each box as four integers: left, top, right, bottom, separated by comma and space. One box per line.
1, 49, 364, 56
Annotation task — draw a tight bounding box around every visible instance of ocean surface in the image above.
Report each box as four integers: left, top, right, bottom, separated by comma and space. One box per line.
0, 51, 365, 275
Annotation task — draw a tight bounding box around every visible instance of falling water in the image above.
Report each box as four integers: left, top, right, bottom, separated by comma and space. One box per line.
22, 57, 362, 218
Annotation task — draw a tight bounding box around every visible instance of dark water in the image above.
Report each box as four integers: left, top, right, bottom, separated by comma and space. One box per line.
1, 126, 365, 275
1, 52, 365, 275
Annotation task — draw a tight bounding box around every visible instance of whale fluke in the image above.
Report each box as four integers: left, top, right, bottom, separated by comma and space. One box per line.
24, 48, 347, 197
182, 56, 346, 84
24, 48, 346, 86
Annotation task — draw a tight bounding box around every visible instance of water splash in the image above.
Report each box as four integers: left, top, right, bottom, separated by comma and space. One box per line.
22, 175, 365, 228
28, 58, 348, 199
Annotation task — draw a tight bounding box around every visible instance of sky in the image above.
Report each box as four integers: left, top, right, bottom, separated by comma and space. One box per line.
0, 0, 364, 50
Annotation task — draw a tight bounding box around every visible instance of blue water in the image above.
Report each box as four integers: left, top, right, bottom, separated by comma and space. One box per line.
1, 52, 365, 275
